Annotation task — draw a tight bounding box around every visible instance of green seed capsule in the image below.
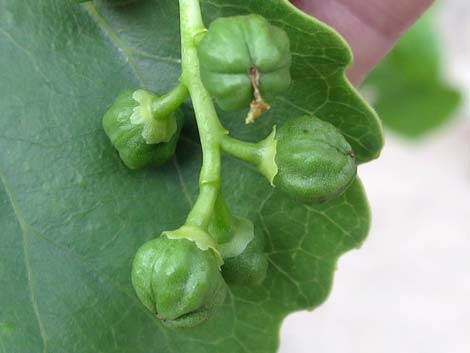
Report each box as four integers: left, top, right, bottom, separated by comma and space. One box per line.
222, 227, 268, 286
102, 89, 183, 170
131, 236, 227, 328
273, 115, 357, 203
207, 196, 268, 286
197, 14, 292, 112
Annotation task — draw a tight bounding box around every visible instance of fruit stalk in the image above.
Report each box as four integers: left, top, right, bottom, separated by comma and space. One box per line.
179, 0, 227, 230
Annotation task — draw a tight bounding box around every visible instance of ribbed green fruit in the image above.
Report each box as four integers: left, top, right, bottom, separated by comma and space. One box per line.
102, 89, 183, 170
198, 14, 292, 111
274, 115, 357, 203
131, 236, 227, 328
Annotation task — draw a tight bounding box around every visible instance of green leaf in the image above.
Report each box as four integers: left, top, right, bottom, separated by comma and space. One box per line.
363, 10, 461, 137
0, 0, 380, 352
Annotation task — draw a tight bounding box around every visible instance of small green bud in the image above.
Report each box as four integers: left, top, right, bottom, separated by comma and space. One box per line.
102, 89, 183, 170
198, 14, 291, 115
131, 234, 227, 328
272, 115, 357, 203
208, 196, 254, 259
222, 227, 268, 286
208, 196, 268, 286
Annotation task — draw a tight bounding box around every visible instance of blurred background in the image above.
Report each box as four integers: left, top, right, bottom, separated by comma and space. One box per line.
280, 0, 469, 352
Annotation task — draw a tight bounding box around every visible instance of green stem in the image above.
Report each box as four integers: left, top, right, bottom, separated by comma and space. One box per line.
179, 0, 227, 230
152, 82, 189, 120
220, 135, 262, 165
221, 133, 279, 185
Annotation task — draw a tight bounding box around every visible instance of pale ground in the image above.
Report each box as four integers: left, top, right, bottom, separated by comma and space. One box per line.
280, 1, 470, 352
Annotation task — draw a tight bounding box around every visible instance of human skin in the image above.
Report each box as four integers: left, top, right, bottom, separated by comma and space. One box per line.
292, 0, 434, 85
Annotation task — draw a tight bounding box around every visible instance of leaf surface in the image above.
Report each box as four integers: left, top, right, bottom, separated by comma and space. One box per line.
0, 1, 380, 352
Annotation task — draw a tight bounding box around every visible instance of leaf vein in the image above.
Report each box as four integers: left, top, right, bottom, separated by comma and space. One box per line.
172, 157, 194, 207
83, 3, 180, 87
0, 172, 48, 353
